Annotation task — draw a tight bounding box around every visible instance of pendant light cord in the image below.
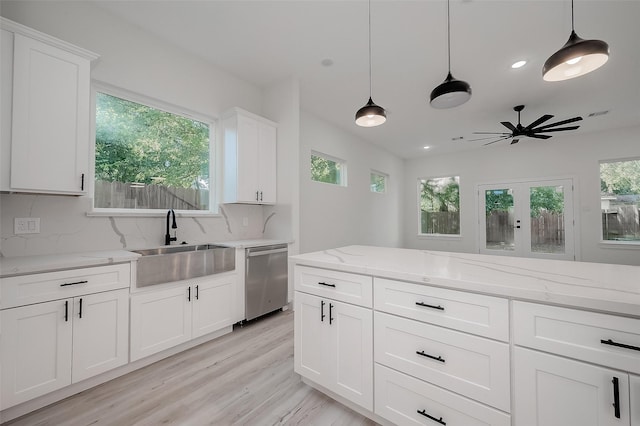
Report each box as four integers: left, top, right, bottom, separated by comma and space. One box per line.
571, 0, 575, 32
368, 0, 372, 98
447, 0, 451, 72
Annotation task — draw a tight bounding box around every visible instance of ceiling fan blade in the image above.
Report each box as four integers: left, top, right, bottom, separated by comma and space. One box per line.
510, 139, 520, 145
483, 136, 512, 146
501, 121, 517, 132
536, 126, 580, 133
529, 134, 552, 139
472, 131, 511, 135
524, 114, 554, 131
469, 135, 511, 142
536, 116, 583, 130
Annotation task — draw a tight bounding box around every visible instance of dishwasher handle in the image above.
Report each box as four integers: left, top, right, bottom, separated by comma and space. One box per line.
247, 247, 288, 257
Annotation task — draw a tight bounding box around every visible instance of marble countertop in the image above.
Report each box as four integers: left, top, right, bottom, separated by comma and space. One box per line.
215, 239, 291, 249
290, 245, 640, 317
0, 250, 140, 278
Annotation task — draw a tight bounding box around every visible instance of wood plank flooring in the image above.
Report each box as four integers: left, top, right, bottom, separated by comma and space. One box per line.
4, 310, 378, 426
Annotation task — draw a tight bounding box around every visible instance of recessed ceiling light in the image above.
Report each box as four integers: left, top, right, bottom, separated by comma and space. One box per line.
423, 146, 431, 150
321, 58, 334, 67
511, 60, 527, 69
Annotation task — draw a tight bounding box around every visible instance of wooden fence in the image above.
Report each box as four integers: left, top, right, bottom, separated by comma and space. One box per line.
94, 181, 208, 210
602, 205, 640, 240
421, 211, 460, 235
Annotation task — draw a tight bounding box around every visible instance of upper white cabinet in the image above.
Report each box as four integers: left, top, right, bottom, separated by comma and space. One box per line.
222, 108, 277, 204
0, 18, 99, 195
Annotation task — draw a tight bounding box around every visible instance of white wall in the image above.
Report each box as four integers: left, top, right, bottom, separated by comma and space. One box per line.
299, 111, 403, 254
402, 125, 640, 266
0, 1, 271, 257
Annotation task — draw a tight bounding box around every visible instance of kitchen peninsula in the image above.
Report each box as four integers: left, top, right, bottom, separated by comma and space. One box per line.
291, 246, 640, 426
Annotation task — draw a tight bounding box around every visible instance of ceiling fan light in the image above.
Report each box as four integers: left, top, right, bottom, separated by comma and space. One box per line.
430, 72, 472, 109
355, 97, 387, 127
543, 30, 609, 82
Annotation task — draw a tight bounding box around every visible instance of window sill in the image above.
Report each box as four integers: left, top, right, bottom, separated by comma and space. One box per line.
599, 240, 640, 249
416, 234, 462, 241
87, 210, 221, 218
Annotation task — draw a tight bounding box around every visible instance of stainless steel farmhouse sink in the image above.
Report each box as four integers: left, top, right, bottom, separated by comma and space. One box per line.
131, 244, 235, 287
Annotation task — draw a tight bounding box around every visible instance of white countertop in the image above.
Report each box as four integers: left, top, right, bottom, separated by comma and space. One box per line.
215, 239, 291, 249
290, 245, 640, 317
0, 250, 140, 278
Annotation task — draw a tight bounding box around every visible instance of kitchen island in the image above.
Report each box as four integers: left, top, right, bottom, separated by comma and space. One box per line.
290, 246, 640, 426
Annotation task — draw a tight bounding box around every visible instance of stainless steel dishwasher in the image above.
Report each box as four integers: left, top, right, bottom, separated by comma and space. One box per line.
245, 244, 288, 321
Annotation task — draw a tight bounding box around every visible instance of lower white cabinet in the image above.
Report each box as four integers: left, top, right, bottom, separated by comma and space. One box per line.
294, 291, 373, 410
0, 289, 129, 409
514, 347, 632, 426
632, 375, 640, 426
130, 273, 235, 362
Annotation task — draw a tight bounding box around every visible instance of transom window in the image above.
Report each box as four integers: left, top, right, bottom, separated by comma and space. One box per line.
419, 176, 460, 235
600, 158, 640, 243
94, 90, 213, 212
370, 171, 387, 193
310, 151, 346, 186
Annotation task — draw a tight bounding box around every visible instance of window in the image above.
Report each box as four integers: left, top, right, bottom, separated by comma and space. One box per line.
310, 151, 346, 186
600, 158, 640, 242
94, 91, 212, 212
370, 171, 387, 193
419, 176, 460, 235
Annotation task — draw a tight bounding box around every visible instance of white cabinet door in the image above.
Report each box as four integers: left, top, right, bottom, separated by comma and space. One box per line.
10, 33, 91, 194
71, 289, 129, 383
514, 347, 630, 426
294, 291, 330, 386
331, 299, 373, 411
631, 375, 640, 426
130, 285, 192, 362
236, 114, 260, 202
257, 121, 277, 204
0, 299, 73, 409
192, 275, 235, 339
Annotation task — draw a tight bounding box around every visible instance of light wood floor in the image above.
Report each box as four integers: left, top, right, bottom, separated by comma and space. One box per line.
4, 310, 378, 426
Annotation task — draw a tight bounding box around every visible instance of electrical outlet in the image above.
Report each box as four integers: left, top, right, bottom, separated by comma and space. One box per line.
14, 218, 40, 234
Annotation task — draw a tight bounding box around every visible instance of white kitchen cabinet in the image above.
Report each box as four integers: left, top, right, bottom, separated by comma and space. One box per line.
0, 288, 129, 409
222, 108, 277, 204
514, 347, 631, 426
631, 375, 640, 426
0, 18, 98, 194
130, 273, 236, 362
294, 291, 373, 411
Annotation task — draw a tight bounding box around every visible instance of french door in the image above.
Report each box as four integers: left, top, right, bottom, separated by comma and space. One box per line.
478, 179, 575, 260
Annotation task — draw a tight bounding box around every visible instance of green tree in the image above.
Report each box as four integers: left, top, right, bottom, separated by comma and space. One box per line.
311, 155, 341, 184
420, 177, 459, 212
530, 186, 564, 217
600, 160, 640, 195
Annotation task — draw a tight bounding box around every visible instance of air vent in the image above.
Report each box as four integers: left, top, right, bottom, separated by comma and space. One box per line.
451, 136, 464, 141
588, 110, 609, 117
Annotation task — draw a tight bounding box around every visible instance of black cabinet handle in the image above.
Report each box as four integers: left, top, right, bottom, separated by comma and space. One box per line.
415, 301, 444, 311
612, 377, 621, 419
256, 191, 259, 201
81, 173, 85, 191
417, 409, 446, 425
416, 350, 445, 363
195, 285, 199, 300
321, 300, 325, 322
260, 191, 263, 201
601, 339, 640, 352
329, 303, 334, 324
188, 287, 191, 302
60, 280, 88, 287
64, 300, 69, 322
318, 282, 336, 288
79, 298, 83, 319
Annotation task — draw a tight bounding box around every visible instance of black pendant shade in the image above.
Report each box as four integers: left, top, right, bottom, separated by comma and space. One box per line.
430, 72, 472, 109
543, 30, 609, 81
355, 97, 387, 127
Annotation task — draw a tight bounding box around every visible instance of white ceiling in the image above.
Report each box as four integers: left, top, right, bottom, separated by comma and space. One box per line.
95, 0, 640, 159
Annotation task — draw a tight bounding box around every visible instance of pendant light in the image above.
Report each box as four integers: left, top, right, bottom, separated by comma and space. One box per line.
355, 0, 386, 127
430, 0, 471, 109
543, 0, 609, 82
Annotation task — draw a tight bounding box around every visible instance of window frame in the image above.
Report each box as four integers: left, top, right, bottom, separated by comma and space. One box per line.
310, 150, 347, 187
417, 175, 461, 237
599, 156, 640, 247
370, 170, 388, 194
89, 81, 219, 217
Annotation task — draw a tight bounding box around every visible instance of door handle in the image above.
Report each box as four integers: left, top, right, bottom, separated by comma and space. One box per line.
187, 286, 191, 302
321, 300, 325, 322
417, 409, 446, 425
329, 303, 334, 324
195, 285, 199, 300
64, 300, 69, 322
78, 298, 83, 319
612, 377, 621, 419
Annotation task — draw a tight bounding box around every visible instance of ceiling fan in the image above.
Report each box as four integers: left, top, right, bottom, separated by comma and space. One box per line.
471, 105, 583, 146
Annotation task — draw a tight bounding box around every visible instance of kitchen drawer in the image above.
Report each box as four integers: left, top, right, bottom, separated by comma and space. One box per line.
374, 277, 509, 341
1, 263, 131, 309
294, 265, 372, 308
375, 364, 511, 426
513, 301, 640, 374
374, 312, 510, 411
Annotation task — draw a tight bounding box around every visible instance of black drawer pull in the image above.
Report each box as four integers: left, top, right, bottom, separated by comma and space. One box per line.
60, 280, 88, 287
417, 409, 446, 425
601, 339, 640, 352
416, 350, 445, 363
318, 282, 336, 288
416, 301, 444, 311
612, 377, 620, 419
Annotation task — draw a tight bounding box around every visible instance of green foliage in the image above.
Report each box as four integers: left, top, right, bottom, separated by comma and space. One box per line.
371, 173, 386, 192
95, 93, 209, 188
420, 177, 459, 213
530, 186, 564, 217
311, 154, 341, 184
600, 159, 640, 195
485, 189, 513, 214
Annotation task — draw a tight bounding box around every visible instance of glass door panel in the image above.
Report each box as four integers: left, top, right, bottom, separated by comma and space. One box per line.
484, 188, 515, 252
529, 185, 566, 254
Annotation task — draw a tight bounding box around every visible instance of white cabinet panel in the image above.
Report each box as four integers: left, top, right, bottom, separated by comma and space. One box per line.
514, 347, 630, 426
631, 375, 639, 426
294, 291, 330, 386
192, 275, 235, 338
295, 265, 373, 307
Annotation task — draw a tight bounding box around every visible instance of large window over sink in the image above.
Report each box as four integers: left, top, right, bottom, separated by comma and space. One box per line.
93, 88, 213, 213
600, 158, 640, 243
